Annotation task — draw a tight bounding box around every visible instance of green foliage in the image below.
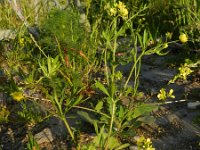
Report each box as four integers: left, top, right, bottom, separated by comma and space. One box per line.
133, 104, 157, 118
0, 105, 10, 123
17, 102, 46, 126
81, 124, 130, 150
40, 8, 85, 51
27, 132, 40, 150
39, 56, 61, 78
0, 0, 199, 149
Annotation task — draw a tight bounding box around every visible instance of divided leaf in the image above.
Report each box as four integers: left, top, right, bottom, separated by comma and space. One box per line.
77, 111, 97, 125
133, 104, 158, 118
95, 101, 103, 112
95, 81, 110, 97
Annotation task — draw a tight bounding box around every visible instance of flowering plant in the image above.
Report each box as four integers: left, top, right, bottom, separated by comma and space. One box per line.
157, 88, 175, 101
109, 1, 128, 19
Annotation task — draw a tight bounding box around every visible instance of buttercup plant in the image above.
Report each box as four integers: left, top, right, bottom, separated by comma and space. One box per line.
109, 1, 128, 19
169, 63, 194, 84
85, 1, 172, 149
137, 136, 155, 150
1, 0, 199, 149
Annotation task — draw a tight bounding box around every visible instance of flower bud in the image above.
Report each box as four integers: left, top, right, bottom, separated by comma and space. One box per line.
179, 33, 188, 43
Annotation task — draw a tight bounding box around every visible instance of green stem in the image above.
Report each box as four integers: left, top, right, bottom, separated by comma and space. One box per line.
61, 116, 75, 140
124, 50, 145, 90
72, 105, 110, 119
109, 100, 115, 136
111, 18, 118, 85
104, 49, 110, 86
133, 59, 141, 96
105, 99, 116, 150
29, 33, 47, 58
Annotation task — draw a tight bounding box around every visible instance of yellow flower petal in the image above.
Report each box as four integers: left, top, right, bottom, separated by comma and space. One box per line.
179, 34, 188, 43
110, 8, 117, 16
11, 92, 24, 102
163, 43, 168, 48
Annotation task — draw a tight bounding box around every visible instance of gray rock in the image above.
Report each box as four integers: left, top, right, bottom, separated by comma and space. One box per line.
187, 101, 200, 109
155, 117, 169, 126
0, 29, 16, 40
174, 109, 188, 118
34, 128, 54, 144
129, 145, 138, 150
140, 64, 176, 85
167, 114, 180, 122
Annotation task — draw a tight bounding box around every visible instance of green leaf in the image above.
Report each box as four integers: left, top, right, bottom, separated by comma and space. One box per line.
107, 136, 121, 149
77, 111, 97, 125
133, 104, 158, 118
143, 29, 148, 49
95, 101, 103, 112
138, 116, 155, 124
93, 125, 106, 148
95, 81, 110, 97
118, 105, 125, 118
121, 130, 136, 138
93, 122, 99, 134
115, 143, 130, 150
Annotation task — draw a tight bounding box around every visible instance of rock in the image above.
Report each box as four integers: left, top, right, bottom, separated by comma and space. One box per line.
187, 101, 200, 109
34, 128, 54, 144
47, 117, 66, 137
155, 117, 169, 126
167, 114, 180, 123
174, 109, 187, 118
0, 29, 16, 40
141, 64, 176, 85
133, 135, 140, 142
129, 145, 138, 150
187, 88, 200, 100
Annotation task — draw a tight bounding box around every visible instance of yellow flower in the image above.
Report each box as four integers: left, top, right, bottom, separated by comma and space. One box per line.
10, 92, 24, 102
163, 43, 168, 49
147, 148, 155, 150
117, 1, 128, 19
179, 33, 188, 43
119, 7, 128, 19
179, 64, 193, 80
110, 7, 117, 16
157, 88, 175, 101
19, 38, 25, 46
157, 88, 166, 100
146, 138, 151, 143
168, 89, 175, 99
116, 1, 125, 10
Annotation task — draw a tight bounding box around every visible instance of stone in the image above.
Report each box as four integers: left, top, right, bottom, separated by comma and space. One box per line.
34, 128, 54, 144
167, 114, 180, 123
129, 145, 138, 150
0, 29, 16, 40
187, 101, 200, 109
